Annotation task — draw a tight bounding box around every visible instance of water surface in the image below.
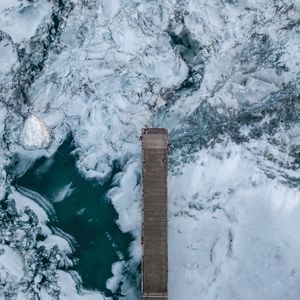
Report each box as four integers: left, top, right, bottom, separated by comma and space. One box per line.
16, 138, 132, 296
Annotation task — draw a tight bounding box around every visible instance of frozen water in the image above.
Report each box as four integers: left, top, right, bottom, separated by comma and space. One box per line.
0, 0, 299, 299
19, 115, 52, 149
169, 142, 300, 299
0, 0, 52, 43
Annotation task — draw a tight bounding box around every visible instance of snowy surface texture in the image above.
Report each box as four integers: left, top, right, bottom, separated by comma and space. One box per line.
0, 0, 300, 299
19, 115, 51, 149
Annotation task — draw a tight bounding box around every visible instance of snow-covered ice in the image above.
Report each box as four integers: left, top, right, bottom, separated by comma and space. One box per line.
0, 0, 299, 299
19, 115, 52, 150
169, 142, 300, 299
0, 0, 52, 43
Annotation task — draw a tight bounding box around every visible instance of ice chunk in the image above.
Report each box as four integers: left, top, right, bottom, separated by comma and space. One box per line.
55, 271, 106, 300
53, 182, 74, 203
19, 115, 51, 150
0, 245, 24, 280
0, 0, 51, 43
0, 39, 17, 74
106, 261, 125, 293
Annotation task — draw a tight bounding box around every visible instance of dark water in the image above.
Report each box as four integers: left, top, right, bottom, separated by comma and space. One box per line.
16, 138, 133, 296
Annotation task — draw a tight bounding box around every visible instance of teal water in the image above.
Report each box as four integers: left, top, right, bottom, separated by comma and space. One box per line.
15, 138, 133, 296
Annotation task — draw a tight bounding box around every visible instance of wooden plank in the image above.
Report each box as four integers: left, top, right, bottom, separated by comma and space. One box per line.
142, 128, 168, 300
143, 128, 166, 133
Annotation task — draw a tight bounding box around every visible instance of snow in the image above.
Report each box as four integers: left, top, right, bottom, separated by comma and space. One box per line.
106, 261, 125, 293
40, 271, 107, 300
106, 160, 141, 299
108, 160, 141, 234
0, 245, 24, 280
0, 0, 52, 43
19, 115, 52, 150
0, 104, 8, 200
169, 142, 300, 299
0, 0, 299, 298
41, 235, 72, 253
0, 39, 17, 74
10, 188, 49, 228
101, 0, 120, 21
9, 187, 108, 299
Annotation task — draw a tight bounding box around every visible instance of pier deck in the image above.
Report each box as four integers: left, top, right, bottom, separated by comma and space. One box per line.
142, 128, 168, 300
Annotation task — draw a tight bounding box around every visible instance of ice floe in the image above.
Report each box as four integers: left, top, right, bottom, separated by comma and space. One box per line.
19, 115, 52, 150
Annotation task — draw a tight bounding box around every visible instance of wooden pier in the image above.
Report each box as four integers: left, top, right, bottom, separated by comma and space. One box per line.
141, 128, 168, 300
